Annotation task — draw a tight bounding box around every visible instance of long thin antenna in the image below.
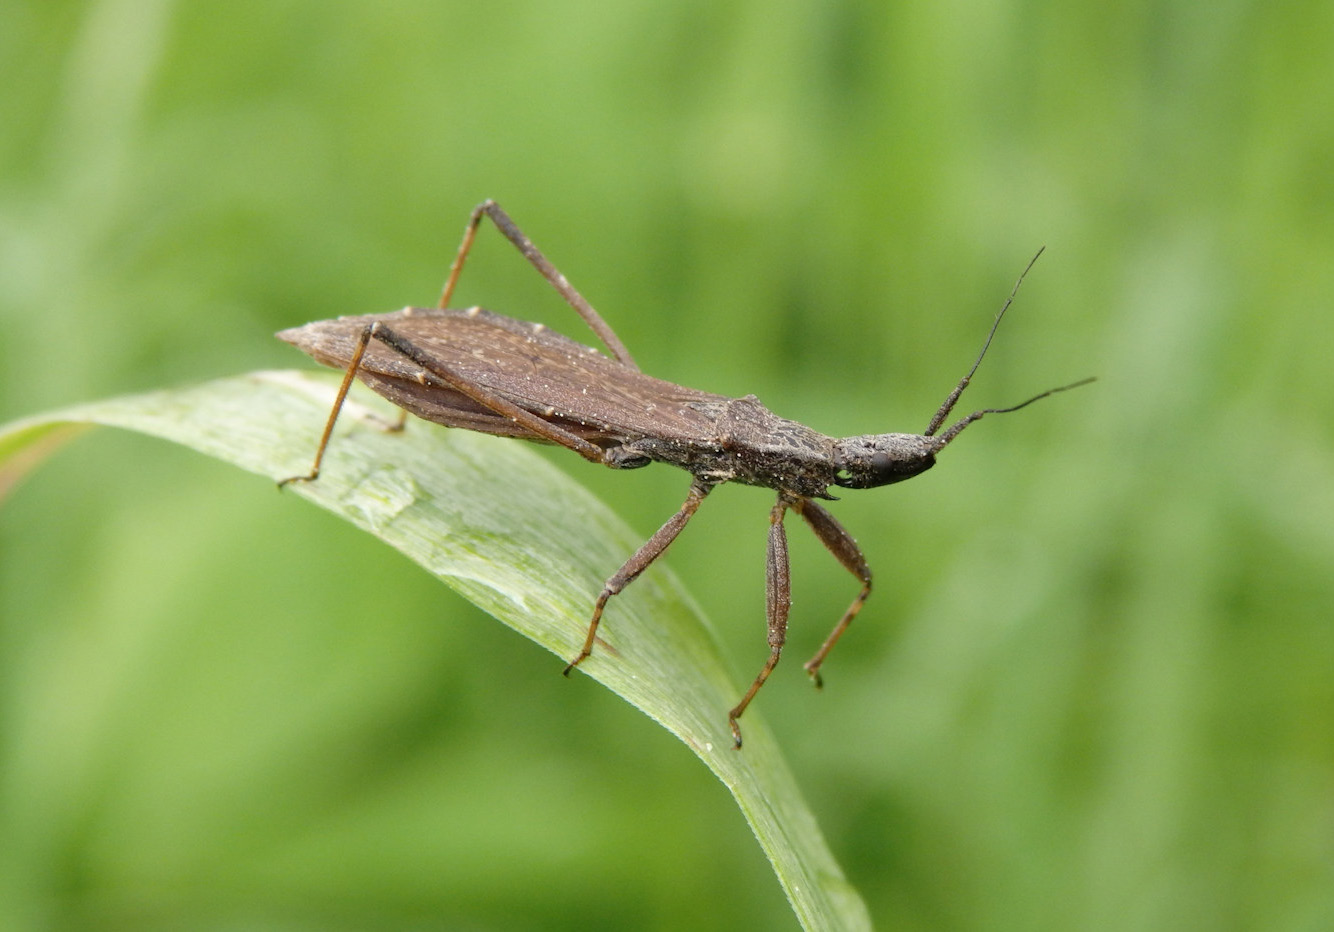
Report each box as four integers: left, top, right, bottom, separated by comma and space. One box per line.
934, 376, 1095, 447
924, 247, 1046, 438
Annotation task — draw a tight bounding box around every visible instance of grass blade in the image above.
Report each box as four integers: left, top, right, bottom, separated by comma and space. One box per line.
0, 370, 870, 932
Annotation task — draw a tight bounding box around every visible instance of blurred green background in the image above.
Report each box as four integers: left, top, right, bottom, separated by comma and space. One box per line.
2, 1, 1332, 929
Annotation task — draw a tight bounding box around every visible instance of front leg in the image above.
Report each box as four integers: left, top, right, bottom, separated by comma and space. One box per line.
564, 478, 715, 674
792, 499, 873, 687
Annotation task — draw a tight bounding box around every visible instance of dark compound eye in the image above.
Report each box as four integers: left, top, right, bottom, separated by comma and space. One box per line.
869, 451, 895, 480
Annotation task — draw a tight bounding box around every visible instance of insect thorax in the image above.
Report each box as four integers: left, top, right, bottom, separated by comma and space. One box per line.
616, 396, 839, 497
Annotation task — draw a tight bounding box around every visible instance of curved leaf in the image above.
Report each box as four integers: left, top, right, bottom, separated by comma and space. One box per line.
0, 371, 870, 932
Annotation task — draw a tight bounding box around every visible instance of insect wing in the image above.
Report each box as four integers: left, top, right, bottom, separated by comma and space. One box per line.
278, 308, 725, 444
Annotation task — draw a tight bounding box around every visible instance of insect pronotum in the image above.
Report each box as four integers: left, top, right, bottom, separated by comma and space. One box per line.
279, 200, 1092, 748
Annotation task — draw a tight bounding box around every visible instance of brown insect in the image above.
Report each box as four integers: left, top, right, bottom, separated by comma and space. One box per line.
279, 200, 1091, 747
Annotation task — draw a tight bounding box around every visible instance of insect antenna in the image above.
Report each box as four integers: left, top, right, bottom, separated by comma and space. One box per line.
933, 376, 1095, 447
924, 247, 1046, 437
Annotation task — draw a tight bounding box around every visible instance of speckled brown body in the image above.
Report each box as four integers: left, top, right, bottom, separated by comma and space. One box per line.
279, 200, 1088, 747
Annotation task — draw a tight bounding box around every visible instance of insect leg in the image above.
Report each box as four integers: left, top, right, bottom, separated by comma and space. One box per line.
282, 319, 613, 487
278, 323, 378, 487
793, 499, 873, 688
727, 494, 794, 749
358, 407, 408, 433
437, 200, 639, 370
564, 478, 714, 675
369, 321, 612, 463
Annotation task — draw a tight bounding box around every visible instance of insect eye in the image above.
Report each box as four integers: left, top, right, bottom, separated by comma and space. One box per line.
834, 447, 936, 489
832, 461, 885, 489
870, 451, 894, 477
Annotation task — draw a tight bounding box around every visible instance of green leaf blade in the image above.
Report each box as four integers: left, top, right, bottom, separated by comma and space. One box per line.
0, 371, 870, 932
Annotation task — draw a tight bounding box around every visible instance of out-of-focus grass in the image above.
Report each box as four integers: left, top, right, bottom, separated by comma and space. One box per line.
2, 1, 1332, 929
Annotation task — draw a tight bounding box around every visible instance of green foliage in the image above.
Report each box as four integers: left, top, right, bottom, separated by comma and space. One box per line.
3, 0, 1334, 928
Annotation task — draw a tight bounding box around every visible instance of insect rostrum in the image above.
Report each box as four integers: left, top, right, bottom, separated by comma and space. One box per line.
279, 200, 1091, 748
